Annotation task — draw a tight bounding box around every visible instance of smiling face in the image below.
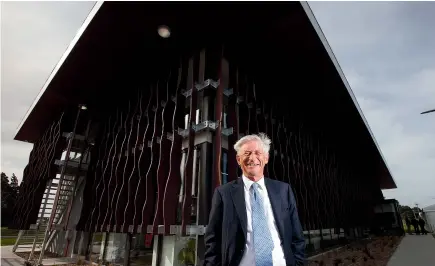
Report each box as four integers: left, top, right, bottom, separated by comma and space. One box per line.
236, 139, 269, 182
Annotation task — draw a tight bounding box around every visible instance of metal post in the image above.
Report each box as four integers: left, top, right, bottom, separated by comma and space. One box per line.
191, 109, 200, 199
84, 231, 94, 261
12, 230, 24, 252
63, 120, 91, 231
100, 232, 109, 263
37, 105, 83, 265
198, 95, 211, 223
123, 233, 132, 266
195, 92, 211, 265
62, 121, 92, 257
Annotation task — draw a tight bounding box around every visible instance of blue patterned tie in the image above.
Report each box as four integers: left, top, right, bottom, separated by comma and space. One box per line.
250, 183, 274, 266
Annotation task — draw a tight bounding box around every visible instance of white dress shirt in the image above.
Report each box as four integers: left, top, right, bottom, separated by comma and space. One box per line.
239, 176, 287, 266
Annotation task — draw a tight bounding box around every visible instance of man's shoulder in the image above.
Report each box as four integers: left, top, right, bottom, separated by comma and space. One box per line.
266, 177, 290, 187
216, 179, 238, 192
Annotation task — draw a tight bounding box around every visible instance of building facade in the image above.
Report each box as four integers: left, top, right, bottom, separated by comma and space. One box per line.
10, 2, 396, 265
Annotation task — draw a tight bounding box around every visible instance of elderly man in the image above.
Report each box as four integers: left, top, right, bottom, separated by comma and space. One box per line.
204, 133, 305, 266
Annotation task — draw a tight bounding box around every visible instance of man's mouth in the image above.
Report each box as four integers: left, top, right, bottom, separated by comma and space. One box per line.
246, 163, 260, 167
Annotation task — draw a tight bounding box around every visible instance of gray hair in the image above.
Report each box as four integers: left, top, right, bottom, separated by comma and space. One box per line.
233, 133, 272, 155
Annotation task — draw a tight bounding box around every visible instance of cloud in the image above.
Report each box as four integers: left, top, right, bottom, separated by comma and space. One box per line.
310, 1, 435, 208
1, 2, 96, 181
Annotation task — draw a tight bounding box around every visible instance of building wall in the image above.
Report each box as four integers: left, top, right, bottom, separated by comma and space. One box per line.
12, 50, 386, 262
69, 53, 383, 258
423, 204, 435, 232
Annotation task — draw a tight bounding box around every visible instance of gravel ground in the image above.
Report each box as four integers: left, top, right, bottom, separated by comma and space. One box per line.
14, 236, 403, 266
15, 251, 62, 261
307, 236, 403, 266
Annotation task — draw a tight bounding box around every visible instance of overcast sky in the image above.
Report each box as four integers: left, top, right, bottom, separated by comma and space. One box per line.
1, 2, 434, 208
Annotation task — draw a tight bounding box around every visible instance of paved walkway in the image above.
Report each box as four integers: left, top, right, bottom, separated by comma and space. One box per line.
1, 246, 76, 266
387, 234, 435, 266
1, 246, 26, 266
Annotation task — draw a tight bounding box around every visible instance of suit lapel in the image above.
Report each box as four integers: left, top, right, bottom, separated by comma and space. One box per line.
265, 178, 285, 241
231, 178, 247, 237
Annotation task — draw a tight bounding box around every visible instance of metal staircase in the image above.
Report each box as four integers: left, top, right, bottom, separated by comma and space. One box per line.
12, 228, 46, 252
13, 107, 91, 265
13, 136, 89, 266
42, 174, 77, 246
49, 173, 77, 230
12, 180, 55, 254
34, 131, 89, 264
13, 156, 83, 262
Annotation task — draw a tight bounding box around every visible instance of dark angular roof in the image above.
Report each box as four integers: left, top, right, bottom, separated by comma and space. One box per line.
14, 1, 396, 189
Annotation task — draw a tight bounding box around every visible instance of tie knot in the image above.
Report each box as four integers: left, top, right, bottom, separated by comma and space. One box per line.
252, 182, 260, 191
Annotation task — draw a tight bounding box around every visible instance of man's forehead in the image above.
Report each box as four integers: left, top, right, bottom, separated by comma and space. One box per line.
241, 140, 262, 150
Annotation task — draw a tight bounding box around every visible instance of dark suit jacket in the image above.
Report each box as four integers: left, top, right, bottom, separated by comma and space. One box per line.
203, 177, 305, 266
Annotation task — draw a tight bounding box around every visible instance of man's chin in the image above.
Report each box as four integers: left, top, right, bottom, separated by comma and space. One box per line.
246, 171, 262, 178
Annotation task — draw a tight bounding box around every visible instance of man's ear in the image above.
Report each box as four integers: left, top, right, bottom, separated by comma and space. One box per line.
236, 155, 241, 166
264, 154, 269, 165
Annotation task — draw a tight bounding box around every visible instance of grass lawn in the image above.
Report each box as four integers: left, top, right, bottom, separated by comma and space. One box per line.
93, 233, 104, 242
1, 227, 19, 246
1, 227, 19, 236
1, 237, 17, 246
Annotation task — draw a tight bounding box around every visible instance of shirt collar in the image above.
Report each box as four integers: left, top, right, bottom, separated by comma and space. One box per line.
242, 175, 265, 191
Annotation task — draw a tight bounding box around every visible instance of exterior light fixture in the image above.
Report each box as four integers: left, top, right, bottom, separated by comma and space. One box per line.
157, 25, 171, 38
80, 105, 87, 110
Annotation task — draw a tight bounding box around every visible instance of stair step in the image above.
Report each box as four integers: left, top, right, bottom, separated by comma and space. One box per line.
20, 236, 44, 240
20, 239, 44, 242
18, 241, 42, 245
50, 182, 76, 187
23, 233, 46, 236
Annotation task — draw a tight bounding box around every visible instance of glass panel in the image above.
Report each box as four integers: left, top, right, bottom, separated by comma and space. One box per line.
104, 233, 127, 265
129, 233, 153, 266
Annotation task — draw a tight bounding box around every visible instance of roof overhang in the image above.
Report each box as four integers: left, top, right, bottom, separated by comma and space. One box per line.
300, 2, 396, 189
15, 1, 104, 144
14, 1, 396, 189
